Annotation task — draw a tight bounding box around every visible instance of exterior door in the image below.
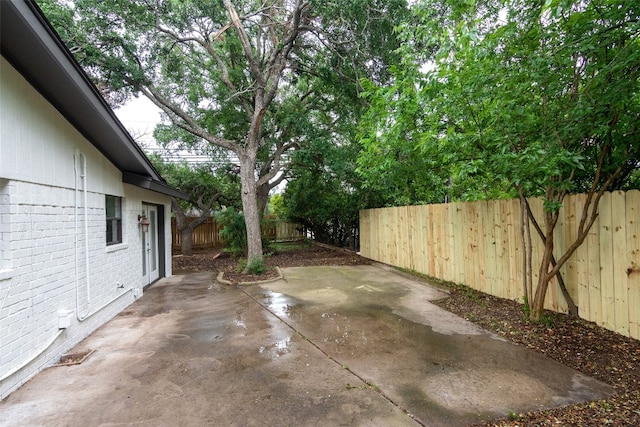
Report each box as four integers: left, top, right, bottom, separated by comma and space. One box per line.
142, 204, 160, 285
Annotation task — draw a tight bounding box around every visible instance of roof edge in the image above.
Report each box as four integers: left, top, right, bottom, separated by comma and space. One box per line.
123, 172, 189, 200
1, 1, 172, 188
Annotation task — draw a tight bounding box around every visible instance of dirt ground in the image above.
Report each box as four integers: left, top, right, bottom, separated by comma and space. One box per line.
172, 242, 640, 426
172, 242, 369, 283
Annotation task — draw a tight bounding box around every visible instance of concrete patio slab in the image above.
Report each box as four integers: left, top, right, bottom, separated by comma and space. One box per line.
0, 266, 613, 426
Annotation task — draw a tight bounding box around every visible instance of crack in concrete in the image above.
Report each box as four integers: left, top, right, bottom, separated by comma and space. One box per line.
237, 285, 426, 427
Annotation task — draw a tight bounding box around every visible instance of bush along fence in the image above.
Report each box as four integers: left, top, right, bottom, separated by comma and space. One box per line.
359, 190, 640, 341
171, 216, 306, 250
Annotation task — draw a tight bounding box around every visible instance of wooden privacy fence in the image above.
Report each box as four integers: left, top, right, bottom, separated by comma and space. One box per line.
262, 218, 307, 242
360, 190, 640, 340
172, 216, 305, 250
172, 217, 224, 249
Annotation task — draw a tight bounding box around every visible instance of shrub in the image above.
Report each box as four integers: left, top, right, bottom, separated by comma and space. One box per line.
216, 208, 247, 256
245, 257, 266, 275
216, 208, 276, 256
237, 257, 266, 275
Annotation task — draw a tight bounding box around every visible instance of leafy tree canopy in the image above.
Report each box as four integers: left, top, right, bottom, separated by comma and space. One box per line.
358, 0, 640, 319
39, 0, 411, 264
148, 153, 240, 255
359, 0, 640, 206
149, 154, 241, 213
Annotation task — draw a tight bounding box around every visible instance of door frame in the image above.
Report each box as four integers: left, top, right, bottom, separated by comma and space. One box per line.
142, 203, 166, 289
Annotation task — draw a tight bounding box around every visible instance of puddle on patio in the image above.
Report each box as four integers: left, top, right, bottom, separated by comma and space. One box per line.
263, 290, 295, 317
234, 309, 247, 329
318, 304, 612, 423
256, 280, 613, 425
258, 336, 292, 358
256, 290, 299, 361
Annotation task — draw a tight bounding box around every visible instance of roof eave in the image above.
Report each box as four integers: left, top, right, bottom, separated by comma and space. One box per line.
0, 1, 181, 198
123, 172, 189, 200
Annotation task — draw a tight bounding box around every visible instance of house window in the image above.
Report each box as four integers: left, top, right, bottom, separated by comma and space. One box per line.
0, 179, 9, 271
105, 195, 122, 245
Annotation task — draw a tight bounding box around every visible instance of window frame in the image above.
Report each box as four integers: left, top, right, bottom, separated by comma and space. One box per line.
105, 195, 123, 246
0, 179, 12, 279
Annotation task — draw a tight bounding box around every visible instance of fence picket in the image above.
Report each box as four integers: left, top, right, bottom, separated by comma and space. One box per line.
599, 192, 616, 331
626, 191, 640, 338
506, 199, 521, 301
574, 194, 590, 318
612, 191, 629, 336
452, 203, 465, 284
587, 200, 603, 328
560, 195, 578, 313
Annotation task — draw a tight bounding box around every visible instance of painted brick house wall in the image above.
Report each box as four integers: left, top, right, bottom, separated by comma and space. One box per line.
0, 56, 172, 399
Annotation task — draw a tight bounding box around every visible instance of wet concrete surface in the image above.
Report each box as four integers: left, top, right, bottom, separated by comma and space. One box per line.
0, 266, 613, 426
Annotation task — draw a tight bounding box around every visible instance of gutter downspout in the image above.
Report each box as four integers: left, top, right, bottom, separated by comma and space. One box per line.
74, 150, 131, 322
75, 150, 90, 320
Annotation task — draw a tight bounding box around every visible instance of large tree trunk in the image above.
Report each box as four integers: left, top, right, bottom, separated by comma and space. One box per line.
180, 228, 194, 256
172, 200, 192, 256
257, 182, 270, 218
238, 151, 263, 268
172, 199, 210, 256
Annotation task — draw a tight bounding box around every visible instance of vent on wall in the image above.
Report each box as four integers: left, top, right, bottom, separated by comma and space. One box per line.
58, 310, 74, 329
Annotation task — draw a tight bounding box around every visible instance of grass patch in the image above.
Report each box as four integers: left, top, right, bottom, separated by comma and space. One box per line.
269, 240, 311, 253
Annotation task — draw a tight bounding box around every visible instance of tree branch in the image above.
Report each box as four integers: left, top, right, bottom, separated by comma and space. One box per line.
257, 141, 298, 187
223, 0, 266, 88
524, 198, 578, 316
135, 82, 238, 153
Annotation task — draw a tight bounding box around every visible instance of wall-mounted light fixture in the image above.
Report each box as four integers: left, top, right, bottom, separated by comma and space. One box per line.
138, 214, 150, 233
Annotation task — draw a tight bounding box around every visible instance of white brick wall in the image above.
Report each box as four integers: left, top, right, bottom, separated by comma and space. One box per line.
0, 180, 167, 398
0, 180, 11, 273
0, 54, 173, 399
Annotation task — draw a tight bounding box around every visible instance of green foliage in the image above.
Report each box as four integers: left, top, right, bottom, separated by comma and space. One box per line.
244, 257, 266, 276
276, 0, 411, 244
310, 0, 410, 86
624, 169, 640, 191
38, 0, 324, 262
149, 154, 241, 214
216, 208, 279, 255
359, 0, 640, 204
281, 134, 388, 247
522, 295, 555, 327
40, 0, 413, 257
37, 0, 77, 46
236, 256, 266, 275
356, 0, 640, 319
508, 411, 522, 421
521, 295, 531, 321
269, 193, 286, 220
216, 208, 247, 256
260, 1, 411, 246
235, 258, 247, 273
269, 241, 311, 253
